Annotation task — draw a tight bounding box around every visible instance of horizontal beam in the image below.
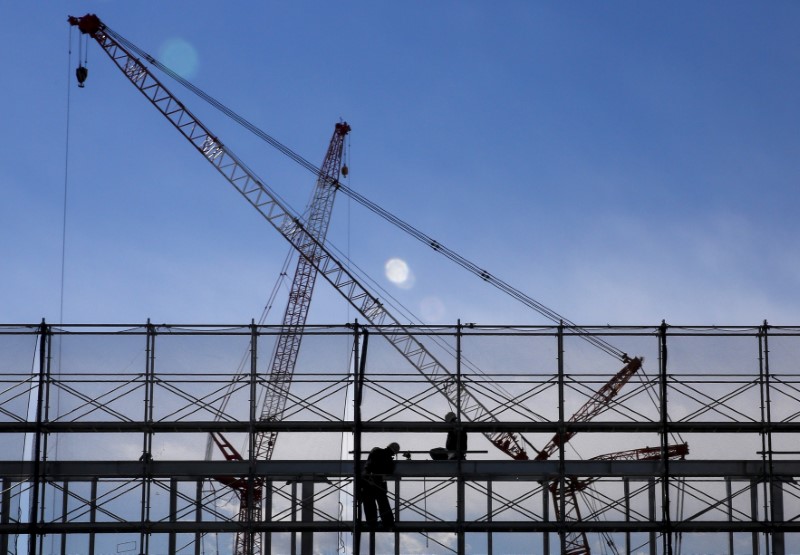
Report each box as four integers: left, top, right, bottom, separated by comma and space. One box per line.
1, 520, 795, 534
1, 459, 797, 480
1, 420, 797, 434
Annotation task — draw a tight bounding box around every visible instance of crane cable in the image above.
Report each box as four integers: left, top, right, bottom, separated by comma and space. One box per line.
41, 28, 79, 552
101, 23, 627, 363
102, 22, 624, 425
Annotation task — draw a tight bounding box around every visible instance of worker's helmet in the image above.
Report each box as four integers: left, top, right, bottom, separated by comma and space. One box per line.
388, 442, 400, 453
445, 412, 457, 422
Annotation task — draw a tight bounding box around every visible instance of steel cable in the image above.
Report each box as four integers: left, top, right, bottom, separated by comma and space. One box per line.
102, 23, 627, 363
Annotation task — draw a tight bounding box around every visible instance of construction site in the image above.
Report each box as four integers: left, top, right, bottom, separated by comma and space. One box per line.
3, 321, 800, 555
3, 10, 799, 555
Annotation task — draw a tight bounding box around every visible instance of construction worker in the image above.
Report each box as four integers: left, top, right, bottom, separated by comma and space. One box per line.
430, 411, 467, 460
361, 442, 400, 529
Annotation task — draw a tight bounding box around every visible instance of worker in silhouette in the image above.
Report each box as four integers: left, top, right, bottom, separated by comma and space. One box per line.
430, 411, 467, 460
361, 442, 400, 529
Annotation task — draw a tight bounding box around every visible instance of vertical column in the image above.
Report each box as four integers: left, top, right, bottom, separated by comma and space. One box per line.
89, 478, 97, 555
394, 479, 400, 555
658, 321, 672, 555
624, 478, 631, 555
301, 481, 313, 555
247, 320, 259, 555
352, 322, 366, 555
40, 321, 53, 538
290, 481, 297, 555
168, 477, 177, 554
556, 322, 566, 555
758, 321, 776, 555
726, 478, 733, 555
61, 480, 69, 555
541, 480, 548, 555
487, 480, 493, 555
456, 321, 465, 555
750, 478, 759, 555
195, 480, 202, 555
1, 477, 10, 554
140, 321, 155, 555
648, 477, 656, 555
29, 320, 50, 555
763, 319, 783, 555
770, 480, 785, 555
264, 479, 273, 555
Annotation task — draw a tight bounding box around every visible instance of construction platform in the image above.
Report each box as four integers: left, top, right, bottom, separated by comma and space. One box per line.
1, 322, 798, 554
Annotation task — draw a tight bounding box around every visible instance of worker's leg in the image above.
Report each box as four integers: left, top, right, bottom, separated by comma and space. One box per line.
360, 482, 378, 525
375, 482, 394, 527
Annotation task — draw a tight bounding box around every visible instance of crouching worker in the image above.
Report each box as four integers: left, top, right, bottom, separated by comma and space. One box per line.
361, 442, 400, 529
430, 411, 467, 460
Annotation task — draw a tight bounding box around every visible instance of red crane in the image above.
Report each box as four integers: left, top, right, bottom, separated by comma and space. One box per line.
210, 120, 349, 555
535, 357, 644, 462
67, 11, 529, 464
551, 443, 689, 555
255, 120, 350, 463
531, 356, 689, 554
68, 14, 686, 554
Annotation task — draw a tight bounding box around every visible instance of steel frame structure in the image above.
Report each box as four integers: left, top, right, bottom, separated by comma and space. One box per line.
2, 322, 800, 555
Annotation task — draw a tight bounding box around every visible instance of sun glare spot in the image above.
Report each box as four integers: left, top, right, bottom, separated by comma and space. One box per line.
385, 258, 415, 289
160, 38, 199, 79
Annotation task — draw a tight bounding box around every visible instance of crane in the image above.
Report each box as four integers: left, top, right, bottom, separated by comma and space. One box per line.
208, 121, 349, 555
551, 443, 689, 555
68, 14, 684, 554
255, 120, 349, 462
536, 357, 644, 462
67, 12, 530, 462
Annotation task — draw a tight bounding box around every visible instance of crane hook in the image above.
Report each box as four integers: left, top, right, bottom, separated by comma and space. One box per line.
76, 64, 88, 88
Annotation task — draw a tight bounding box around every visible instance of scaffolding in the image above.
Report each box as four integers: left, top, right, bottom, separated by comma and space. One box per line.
1, 322, 799, 554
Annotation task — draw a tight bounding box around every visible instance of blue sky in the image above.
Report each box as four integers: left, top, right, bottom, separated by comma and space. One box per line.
3, 1, 799, 327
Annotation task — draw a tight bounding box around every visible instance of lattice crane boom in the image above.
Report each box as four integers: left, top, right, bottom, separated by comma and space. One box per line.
255, 121, 349, 462
222, 122, 348, 555
551, 443, 689, 555
67, 13, 528, 462
535, 356, 643, 461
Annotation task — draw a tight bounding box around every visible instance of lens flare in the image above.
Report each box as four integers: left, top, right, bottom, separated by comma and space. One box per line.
160, 38, 199, 79
385, 258, 415, 289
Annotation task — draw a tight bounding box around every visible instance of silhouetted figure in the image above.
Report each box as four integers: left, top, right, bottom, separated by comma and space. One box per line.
361, 442, 400, 529
430, 411, 467, 460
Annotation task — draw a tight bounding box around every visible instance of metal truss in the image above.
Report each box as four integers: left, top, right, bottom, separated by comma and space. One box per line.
1, 322, 799, 554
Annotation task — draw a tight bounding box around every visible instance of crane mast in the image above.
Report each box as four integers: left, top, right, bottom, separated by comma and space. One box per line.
67, 13, 528, 460
209, 122, 349, 555
256, 121, 349, 462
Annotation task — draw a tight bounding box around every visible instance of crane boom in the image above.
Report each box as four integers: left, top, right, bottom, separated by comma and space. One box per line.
68, 13, 528, 460
535, 356, 643, 461
551, 443, 688, 555
217, 122, 348, 555
255, 121, 349, 462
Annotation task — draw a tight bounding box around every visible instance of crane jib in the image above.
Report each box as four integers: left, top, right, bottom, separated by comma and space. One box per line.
68, 14, 682, 555
67, 13, 530, 463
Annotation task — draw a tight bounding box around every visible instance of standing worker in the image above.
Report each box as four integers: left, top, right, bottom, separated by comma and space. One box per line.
361, 442, 400, 529
430, 411, 468, 460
